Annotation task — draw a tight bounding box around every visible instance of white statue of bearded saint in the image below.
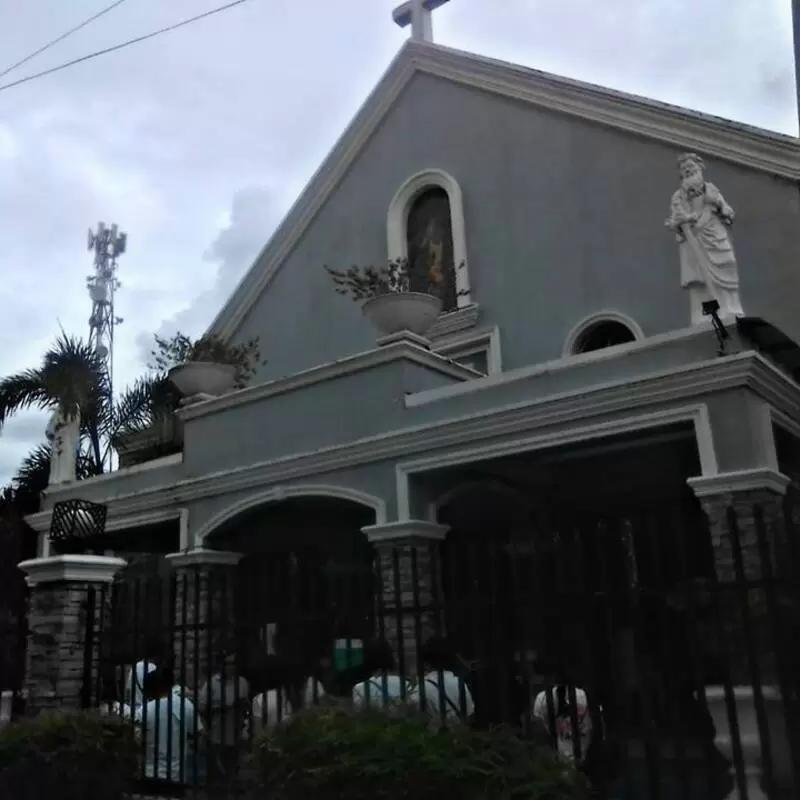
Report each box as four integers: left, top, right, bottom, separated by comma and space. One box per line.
665, 153, 744, 325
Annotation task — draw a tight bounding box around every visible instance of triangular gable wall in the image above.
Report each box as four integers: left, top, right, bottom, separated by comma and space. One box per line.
209, 41, 800, 340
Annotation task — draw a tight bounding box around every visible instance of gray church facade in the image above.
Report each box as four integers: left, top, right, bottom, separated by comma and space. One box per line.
27, 40, 800, 563
19, 32, 800, 793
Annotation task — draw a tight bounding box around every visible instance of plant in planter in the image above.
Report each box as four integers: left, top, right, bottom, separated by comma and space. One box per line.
148, 331, 262, 399
324, 258, 444, 337
110, 374, 184, 467
250, 702, 589, 800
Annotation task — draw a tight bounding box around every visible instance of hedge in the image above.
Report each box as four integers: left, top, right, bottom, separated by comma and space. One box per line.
0, 710, 139, 800
250, 701, 589, 800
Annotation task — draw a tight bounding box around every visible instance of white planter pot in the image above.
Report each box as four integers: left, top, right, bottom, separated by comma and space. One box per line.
706, 685, 791, 799
362, 292, 442, 337
167, 361, 237, 398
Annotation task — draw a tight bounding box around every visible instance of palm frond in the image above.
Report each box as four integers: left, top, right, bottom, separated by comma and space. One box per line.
9, 443, 52, 515
76, 453, 103, 480
6, 442, 100, 515
40, 334, 107, 418
0, 369, 49, 428
112, 376, 160, 435
12, 443, 51, 489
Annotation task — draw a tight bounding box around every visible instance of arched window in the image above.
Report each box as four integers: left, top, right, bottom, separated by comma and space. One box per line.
564, 312, 644, 357
387, 169, 471, 312
575, 321, 636, 353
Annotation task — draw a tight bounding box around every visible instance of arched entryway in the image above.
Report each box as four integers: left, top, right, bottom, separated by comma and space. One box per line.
433, 431, 719, 735
205, 496, 378, 683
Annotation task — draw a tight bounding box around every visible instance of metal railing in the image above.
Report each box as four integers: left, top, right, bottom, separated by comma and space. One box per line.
68, 494, 800, 798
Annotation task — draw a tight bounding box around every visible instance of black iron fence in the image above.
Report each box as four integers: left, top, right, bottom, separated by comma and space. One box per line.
0, 512, 29, 729
68, 494, 800, 798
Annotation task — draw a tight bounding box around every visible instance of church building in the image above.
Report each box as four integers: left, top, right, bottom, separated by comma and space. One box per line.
20, 2, 800, 792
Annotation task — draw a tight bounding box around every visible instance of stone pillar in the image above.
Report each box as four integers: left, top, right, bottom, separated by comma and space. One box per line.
165, 549, 242, 696
362, 521, 448, 679
688, 468, 790, 683
18, 555, 126, 714
687, 467, 795, 795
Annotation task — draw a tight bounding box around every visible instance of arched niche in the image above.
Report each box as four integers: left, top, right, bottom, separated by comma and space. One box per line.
387, 168, 471, 311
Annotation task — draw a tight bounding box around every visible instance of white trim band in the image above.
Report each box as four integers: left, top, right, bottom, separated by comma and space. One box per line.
25, 352, 800, 536
177, 338, 476, 422
687, 467, 791, 498
19, 555, 127, 587
362, 520, 449, 543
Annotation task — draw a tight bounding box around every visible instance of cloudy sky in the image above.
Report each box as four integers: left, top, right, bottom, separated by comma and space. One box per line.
0, 0, 796, 483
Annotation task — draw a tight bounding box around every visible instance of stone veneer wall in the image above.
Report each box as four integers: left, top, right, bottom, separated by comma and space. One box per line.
171, 564, 238, 693
698, 487, 790, 687
25, 582, 98, 713
373, 540, 444, 677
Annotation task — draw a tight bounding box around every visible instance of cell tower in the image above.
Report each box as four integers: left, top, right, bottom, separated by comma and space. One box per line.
86, 221, 126, 454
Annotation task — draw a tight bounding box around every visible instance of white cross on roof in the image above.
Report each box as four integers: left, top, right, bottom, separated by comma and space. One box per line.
392, 0, 451, 44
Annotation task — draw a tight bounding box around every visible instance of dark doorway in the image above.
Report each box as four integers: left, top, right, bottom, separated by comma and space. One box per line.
208, 498, 377, 678
434, 430, 717, 740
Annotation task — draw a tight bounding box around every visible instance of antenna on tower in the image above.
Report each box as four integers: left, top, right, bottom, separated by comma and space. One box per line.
86, 220, 126, 471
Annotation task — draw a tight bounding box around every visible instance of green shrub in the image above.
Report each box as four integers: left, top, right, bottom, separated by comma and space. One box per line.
250, 701, 589, 800
0, 710, 140, 800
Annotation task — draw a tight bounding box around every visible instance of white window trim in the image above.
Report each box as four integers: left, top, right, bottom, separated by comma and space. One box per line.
433, 325, 501, 375
387, 168, 471, 308
563, 310, 645, 357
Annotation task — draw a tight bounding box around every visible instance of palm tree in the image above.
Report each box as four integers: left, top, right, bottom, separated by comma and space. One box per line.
0, 335, 175, 511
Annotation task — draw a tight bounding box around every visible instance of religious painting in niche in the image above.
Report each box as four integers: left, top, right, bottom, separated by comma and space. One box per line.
406, 187, 458, 311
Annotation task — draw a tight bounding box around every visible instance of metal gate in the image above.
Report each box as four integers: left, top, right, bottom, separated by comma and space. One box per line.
0, 505, 32, 725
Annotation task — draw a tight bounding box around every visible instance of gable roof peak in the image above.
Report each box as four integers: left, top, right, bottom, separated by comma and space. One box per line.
209, 40, 799, 340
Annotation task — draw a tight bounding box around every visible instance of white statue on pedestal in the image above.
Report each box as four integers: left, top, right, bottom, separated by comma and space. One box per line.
45, 406, 80, 485
665, 153, 744, 325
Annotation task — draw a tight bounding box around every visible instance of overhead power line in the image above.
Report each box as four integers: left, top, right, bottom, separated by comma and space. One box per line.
0, 0, 255, 94
0, 0, 131, 81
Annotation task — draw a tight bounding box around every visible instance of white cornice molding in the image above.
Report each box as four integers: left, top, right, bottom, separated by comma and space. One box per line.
406, 325, 734, 408
165, 549, 243, 569
23, 357, 774, 519
26, 352, 795, 527
433, 325, 502, 374
415, 44, 800, 179
208, 43, 799, 341
687, 467, 791, 498
362, 520, 449, 543
394, 403, 720, 521
19, 555, 127, 587
26, 506, 187, 537
428, 304, 481, 339
41, 453, 182, 496
177, 339, 478, 422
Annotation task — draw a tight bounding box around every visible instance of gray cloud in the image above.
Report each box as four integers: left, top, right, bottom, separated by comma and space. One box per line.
135, 184, 283, 360
0, 410, 49, 484
0, 0, 795, 483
